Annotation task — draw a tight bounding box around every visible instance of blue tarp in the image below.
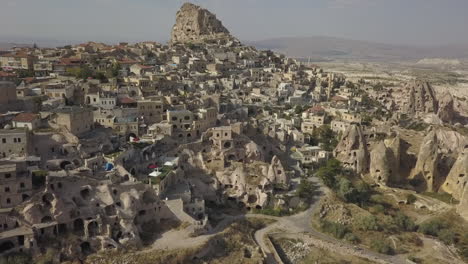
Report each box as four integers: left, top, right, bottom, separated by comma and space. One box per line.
105, 162, 114, 171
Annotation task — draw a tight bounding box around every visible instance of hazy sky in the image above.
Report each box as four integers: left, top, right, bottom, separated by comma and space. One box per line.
1, 0, 468, 46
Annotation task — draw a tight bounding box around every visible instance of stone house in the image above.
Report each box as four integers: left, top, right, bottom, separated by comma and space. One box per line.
44, 83, 75, 100
0, 53, 35, 70
0, 82, 17, 105
113, 116, 140, 138
137, 100, 164, 125
331, 120, 351, 134
50, 107, 94, 136
12, 113, 40, 130
0, 163, 32, 208
0, 128, 31, 158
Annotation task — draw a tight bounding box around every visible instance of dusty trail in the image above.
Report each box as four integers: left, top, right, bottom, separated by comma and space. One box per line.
148, 177, 407, 264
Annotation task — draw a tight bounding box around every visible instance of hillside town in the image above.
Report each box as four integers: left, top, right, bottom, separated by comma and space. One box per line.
1, 3, 468, 264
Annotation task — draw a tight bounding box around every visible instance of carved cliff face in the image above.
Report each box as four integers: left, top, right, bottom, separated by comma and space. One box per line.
370, 141, 395, 186
170, 3, 234, 44
441, 150, 468, 200
409, 131, 440, 192
334, 125, 369, 174
404, 80, 438, 116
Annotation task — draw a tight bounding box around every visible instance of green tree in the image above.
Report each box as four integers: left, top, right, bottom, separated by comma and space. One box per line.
316, 159, 342, 188
67, 65, 93, 79
317, 125, 338, 151
108, 62, 121, 78
337, 177, 360, 203
296, 179, 317, 200
16, 69, 34, 78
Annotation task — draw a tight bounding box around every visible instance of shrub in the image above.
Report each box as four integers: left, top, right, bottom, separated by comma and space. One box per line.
393, 212, 416, 232
422, 192, 457, 204
35, 248, 57, 264
336, 177, 359, 202
409, 178, 424, 187
406, 194, 417, 204
370, 239, 394, 255
380, 215, 399, 233
0, 253, 31, 264
344, 232, 360, 244
408, 255, 422, 263
356, 215, 380, 231
438, 229, 456, 245
296, 179, 318, 200
320, 220, 349, 239
370, 204, 385, 214
418, 219, 448, 236
316, 158, 342, 188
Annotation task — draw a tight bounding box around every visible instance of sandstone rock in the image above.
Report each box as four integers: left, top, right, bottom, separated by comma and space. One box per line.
437, 92, 455, 123
245, 141, 264, 162
170, 3, 236, 45
386, 135, 402, 178
457, 184, 468, 221
409, 131, 441, 192
434, 128, 468, 154
334, 125, 369, 174
441, 150, 468, 200
403, 80, 438, 116
267, 155, 288, 186
369, 141, 395, 186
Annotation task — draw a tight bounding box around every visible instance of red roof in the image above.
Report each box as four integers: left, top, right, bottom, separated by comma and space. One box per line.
1, 52, 32, 59
24, 77, 35, 83
0, 71, 16, 77
308, 105, 325, 114
119, 97, 136, 104
57, 58, 82, 66
135, 64, 153, 69
13, 113, 38, 123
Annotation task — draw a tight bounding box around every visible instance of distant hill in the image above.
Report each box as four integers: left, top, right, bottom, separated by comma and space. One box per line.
248, 36, 468, 62
0, 42, 31, 51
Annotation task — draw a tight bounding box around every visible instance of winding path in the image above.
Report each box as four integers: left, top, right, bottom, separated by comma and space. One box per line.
149, 176, 408, 264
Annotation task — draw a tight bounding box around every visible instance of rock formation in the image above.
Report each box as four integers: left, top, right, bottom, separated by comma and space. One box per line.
409, 131, 441, 192
267, 155, 288, 186
369, 141, 396, 186
403, 80, 438, 116
170, 3, 236, 44
457, 184, 468, 221
434, 128, 468, 154
334, 125, 369, 174
437, 92, 455, 123
215, 162, 273, 209
441, 150, 468, 200
386, 135, 402, 177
